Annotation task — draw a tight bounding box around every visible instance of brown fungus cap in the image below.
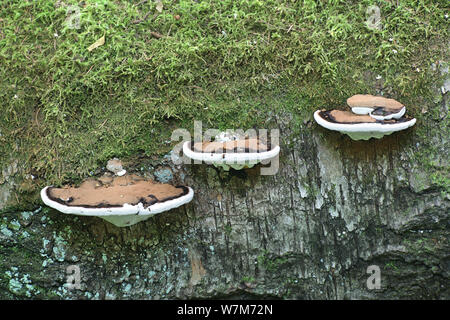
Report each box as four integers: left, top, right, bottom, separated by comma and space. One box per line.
347, 94, 404, 111
193, 138, 268, 153
47, 174, 188, 209
327, 110, 377, 123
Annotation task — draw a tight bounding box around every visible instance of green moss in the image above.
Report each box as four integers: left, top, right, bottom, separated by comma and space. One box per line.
385, 262, 399, 271
413, 112, 449, 195
9, 220, 21, 231
257, 250, 290, 272
0, 0, 448, 205
241, 276, 255, 283
224, 224, 232, 236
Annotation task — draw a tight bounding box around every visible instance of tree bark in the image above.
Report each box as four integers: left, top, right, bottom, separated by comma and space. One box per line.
0, 94, 448, 300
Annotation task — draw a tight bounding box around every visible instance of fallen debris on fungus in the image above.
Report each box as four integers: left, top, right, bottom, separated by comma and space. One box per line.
40, 174, 194, 227
106, 158, 126, 176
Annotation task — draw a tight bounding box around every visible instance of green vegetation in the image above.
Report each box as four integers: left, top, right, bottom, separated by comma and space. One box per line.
385, 261, 399, 270
0, 0, 448, 203
241, 275, 255, 283
257, 249, 290, 271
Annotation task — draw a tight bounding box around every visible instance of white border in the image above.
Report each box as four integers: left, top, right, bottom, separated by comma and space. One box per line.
351, 107, 374, 115
40, 186, 194, 217
182, 141, 280, 164
313, 110, 416, 133
369, 106, 406, 120
350, 106, 406, 120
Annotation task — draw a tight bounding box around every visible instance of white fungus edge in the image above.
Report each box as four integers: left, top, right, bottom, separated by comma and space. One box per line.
182, 141, 280, 164
313, 110, 416, 133
351, 106, 406, 120
40, 186, 194, 217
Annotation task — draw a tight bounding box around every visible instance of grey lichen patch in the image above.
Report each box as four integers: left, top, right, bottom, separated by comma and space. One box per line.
409, 168, 432, 193
5, 268, 41, 298
20, 210, 33, 220
52, 232, 68, 262
19, 211, 34, 227
0, 161, 18, 185
41, 258, 53, 268
1, 224, 13, 238
153, 167, 174, 183
314, 135, 356, 231
0, 160, 19, 210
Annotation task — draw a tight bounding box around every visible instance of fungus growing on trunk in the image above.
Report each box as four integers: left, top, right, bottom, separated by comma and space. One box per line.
346, 94, 406, 120
313, 110, 416, 140
183, 137, 280, 171
40, 174, 194, 227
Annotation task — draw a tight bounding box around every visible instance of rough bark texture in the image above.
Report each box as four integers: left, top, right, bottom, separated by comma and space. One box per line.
0, 91, 448, 300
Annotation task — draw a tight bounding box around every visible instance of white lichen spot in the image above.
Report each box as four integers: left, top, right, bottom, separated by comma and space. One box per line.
52, 232, 68, 262
21, 211, 33, 220
42, 258, 53, 268
8, 278, 23, 294
116, 169, 127, 176
315, 195, 324, 209
1, 225, 13, 237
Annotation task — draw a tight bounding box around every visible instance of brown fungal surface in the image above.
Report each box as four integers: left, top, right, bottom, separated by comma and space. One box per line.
347, 94, 404, 111
325, 110, 377, 123
318, 110, 411, 124
46, 174, 188, 208
192, 138, 268, 153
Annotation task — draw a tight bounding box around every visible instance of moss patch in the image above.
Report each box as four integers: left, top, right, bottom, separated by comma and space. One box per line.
0, 0, 448, 208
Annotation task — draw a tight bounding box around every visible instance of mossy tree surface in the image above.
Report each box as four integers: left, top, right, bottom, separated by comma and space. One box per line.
0, 0, 449, 299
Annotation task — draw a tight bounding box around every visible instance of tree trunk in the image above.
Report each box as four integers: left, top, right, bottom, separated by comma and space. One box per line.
0, 95, 448, 300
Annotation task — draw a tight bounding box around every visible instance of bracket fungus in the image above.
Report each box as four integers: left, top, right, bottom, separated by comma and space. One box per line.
40, 174, 194, 227
183, 137, 280, 171
346, 94, 406, 120
313, 109, 416, 140
314, 94, 416, 140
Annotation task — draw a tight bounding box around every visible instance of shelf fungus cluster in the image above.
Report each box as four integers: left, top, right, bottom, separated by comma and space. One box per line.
183, 136, 280, 171
40, 174, 194, 227
314, 94, 416, 140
